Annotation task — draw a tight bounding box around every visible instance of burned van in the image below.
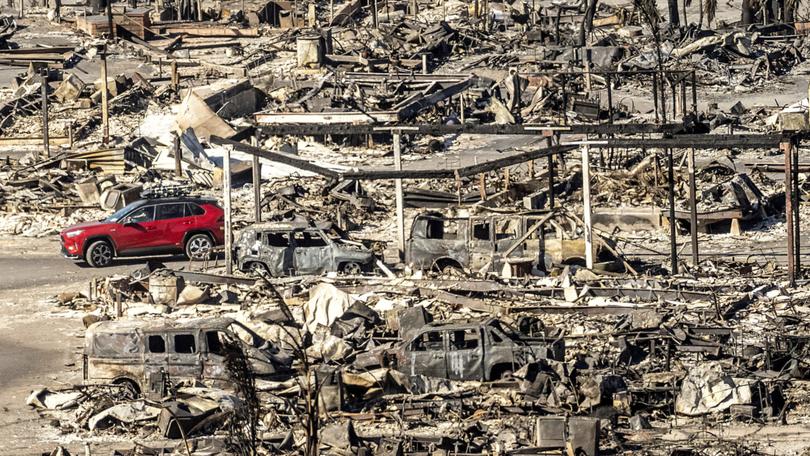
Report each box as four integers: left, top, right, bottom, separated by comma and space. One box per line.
405, 211, 618, 274
234, 222, 375, 276
83, 317, 291, 398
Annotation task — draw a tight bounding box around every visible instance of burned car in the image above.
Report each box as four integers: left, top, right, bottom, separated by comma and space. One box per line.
83, 317, 292, 399
385, 318, 564, 381
234, 222, 375, 276
405, 210, 620, 274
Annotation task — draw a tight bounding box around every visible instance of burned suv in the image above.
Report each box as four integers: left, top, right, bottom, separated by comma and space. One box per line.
234, 222, 375, 276
386, 318, 565, 381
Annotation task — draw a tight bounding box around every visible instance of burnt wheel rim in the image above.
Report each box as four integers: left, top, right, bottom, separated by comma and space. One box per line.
343, 262, 362, 275
188, 237, 212, 258
91, 244, 112, 266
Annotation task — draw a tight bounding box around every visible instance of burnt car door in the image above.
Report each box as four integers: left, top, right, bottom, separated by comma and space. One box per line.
143, 333, 169, 398
167, 332, 203, 384
202, 330, 230, 383
259, 231, 293, 276
403, 329, 448, 378
468, 218, 494, 271
406, 216, 469, 269
292, 230, 332, 275
446, 327, 485, 381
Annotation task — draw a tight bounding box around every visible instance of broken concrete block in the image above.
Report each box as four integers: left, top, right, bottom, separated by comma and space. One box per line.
53, 74, 85, 103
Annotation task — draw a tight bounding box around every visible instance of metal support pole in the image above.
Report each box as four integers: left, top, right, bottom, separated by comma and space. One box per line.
652, 73, 660, 123
667, 148, 678, 274
691, 71, 698, 117
252, 133, 262, 223
394, 133, 405, 261
100, 49, 110, 145
546, 136, 555, 209
422, 54, 428, 74
223, 146, 233, 275
40, 68, 50, 159
606, 74, 613, 124
582, 144, 593, 269
793, 141, 801, 277
784, 141, 796, 286
688, 147, 698, 265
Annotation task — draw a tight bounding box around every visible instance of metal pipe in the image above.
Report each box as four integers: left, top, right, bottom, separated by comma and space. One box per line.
252, 132, 262, 223
582, 144, 594, 269
688, 147, 698, 265
793, 140, 801, 277
667, 148, 678, 274
784, 141, 796, 286
546, 135, 555, 209
223, 145, 233, 275
394, 133, 405, 261
100, 48, 110, 145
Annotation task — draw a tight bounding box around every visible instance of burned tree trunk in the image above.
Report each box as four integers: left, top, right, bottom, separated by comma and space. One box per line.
668, 0, 681, 27
578, 0, 598, 47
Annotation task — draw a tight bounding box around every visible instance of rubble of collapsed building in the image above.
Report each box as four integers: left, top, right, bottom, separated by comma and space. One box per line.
7, 0, 810, 454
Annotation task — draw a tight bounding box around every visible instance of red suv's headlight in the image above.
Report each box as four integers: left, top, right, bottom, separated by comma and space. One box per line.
65, 229, 85, 238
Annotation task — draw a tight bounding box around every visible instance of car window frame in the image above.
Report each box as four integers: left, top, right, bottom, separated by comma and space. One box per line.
122, 205, 156, 224
154, 202, 187, 221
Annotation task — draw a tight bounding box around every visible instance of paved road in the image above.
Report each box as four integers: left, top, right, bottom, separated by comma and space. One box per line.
0, 235, 188, 455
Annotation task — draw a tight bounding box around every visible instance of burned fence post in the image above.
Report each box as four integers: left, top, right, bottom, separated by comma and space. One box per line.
667, 147, 678, 274
40, 68, 49, 159
252, 132, 262, 223
393, 131, 405, 261
582, 144, 594, 269
224, 145, 233, 275
688, 147, 698, 266
783, 140, 796, 286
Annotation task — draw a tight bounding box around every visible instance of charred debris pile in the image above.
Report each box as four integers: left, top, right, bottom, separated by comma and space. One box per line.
4, 0, 810, 454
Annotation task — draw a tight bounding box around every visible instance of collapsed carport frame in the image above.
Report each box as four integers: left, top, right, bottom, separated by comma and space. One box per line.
213, 123, 800, 282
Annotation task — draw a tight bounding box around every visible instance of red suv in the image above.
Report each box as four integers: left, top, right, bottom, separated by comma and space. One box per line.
61, 197, 225, 267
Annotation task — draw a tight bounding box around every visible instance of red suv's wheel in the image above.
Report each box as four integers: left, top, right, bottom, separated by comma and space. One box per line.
86, 240, 113, 268
185, 234, 213, 259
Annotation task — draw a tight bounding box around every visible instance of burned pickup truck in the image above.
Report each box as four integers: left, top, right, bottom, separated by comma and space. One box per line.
385, 318, 564, 381
234, 221, 375, 276
406, 211, 620, 274
83, 317, 292, 399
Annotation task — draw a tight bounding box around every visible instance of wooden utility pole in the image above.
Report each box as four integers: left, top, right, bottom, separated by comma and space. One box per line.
40, 68, 50, 159
223, 145, 233, 275
100, 48, 110, 145
581, 144, 593, 269
393, 133, 405, 261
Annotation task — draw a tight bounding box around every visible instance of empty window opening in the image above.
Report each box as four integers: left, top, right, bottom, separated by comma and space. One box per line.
450, 329, 479, 350
174, 334, 196, 353
148, 335, 166, 353
411, 331, 444, 351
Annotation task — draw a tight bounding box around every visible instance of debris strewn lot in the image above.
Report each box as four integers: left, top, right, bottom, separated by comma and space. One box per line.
6, 0, 810, 454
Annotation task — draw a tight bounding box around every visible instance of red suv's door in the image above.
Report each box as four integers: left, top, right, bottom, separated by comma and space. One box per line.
154, 203, 195, 250
113, 205, 164, 253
